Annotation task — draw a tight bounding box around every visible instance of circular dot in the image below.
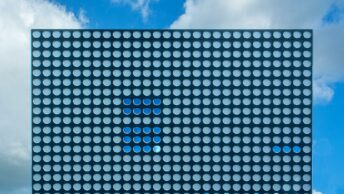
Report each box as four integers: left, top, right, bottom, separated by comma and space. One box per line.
273, 146, 281, 153
153, 127, 161, 134
133, 98, 141, 105
123, 108, 131, 115
143, 127, 151, 134
143, 136, 151, 143
123, 127, 131, 134
143, 108, 151, 115
123, 136, 131, 143
133, 127, 141, 134
133, 108, 141, 115
123, 146, 131, 153
143, 98, 151, 105
153, 108, 161, 115
133, 146, 141, 153
123, 98, 131, 105
153, 98, 161, 105
153, 146, 161, 153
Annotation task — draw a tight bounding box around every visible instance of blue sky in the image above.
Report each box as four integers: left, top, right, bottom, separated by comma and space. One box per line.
0, 0, 344, 194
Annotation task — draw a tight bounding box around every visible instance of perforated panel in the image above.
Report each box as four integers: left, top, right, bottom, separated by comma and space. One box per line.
31, 30, 312, 193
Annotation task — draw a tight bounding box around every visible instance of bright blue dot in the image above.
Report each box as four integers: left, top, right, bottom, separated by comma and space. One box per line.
123, 127, 131, 134
153, 108, 161, 115
123, 136, 131, 143
143, 108, 151, 115
153, 98, 161, 105
133, 127, 141, 134
143, 145, 151, 153
123, 108, 131, 115
123, 98, 131, 105
143, 99, 151, 105
153, 145, 161, 153
133, 98, 141, 105
283, 146, 291, 153
133, 145, 141, 153
123, 146, 131, 153
153, 136, 161, 143
133, 108, 141, 115
143, 136, 151, 143
143, 127, 151, 134
153, 127, 161, 134
273, 146, 281, 153
133, 136, 141, 143
293, 146, 301, 153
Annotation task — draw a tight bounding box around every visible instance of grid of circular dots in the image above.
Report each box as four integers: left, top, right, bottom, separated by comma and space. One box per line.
123, 98, 162, 115
122, 126, 161, 153
31, 30, 312, 193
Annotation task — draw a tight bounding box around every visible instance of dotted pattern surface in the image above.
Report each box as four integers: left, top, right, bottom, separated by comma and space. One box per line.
31, 30, 312, 193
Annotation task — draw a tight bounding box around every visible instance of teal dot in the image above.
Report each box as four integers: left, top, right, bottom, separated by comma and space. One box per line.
283, 146, 291, 153
153, 145, 161, 153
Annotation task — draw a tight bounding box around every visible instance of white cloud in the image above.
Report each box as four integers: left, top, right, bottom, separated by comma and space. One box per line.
0, 0, 86, 192
313, 189, 323, 194
111, 0, 156, 21
171, 0, 344, 103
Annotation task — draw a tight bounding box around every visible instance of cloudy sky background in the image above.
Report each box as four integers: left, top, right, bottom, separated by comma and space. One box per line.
0, 0, 344, 193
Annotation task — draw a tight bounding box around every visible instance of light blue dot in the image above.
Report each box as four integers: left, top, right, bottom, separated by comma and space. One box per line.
153, 108, 161, 115
153, 145, 161, 153
133, 98, 141, 105
123, 108, 131, 115
133, 108, 141, 115
133, 127, 141, 134
283, 146, 291, 153
123, 146, 131, 153
133, 136, 141, 143
123, 136, 131, 143
143, 145, 151, 153
153, 98, 161, 105
153, 127, 161, 134
143, 99, 151, 105
123, 127, 131, 134
293, 146, 301, 153
143, 127, 151, 134
123, 98, 131, 105
273, 146, 281, 153
143, 136, 151, 143
133, 145, 141, 153
143, 108, 151, 115
153, 136, 161, 143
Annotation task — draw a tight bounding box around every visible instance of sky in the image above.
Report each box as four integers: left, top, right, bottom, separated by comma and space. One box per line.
0, 0, 343, 193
